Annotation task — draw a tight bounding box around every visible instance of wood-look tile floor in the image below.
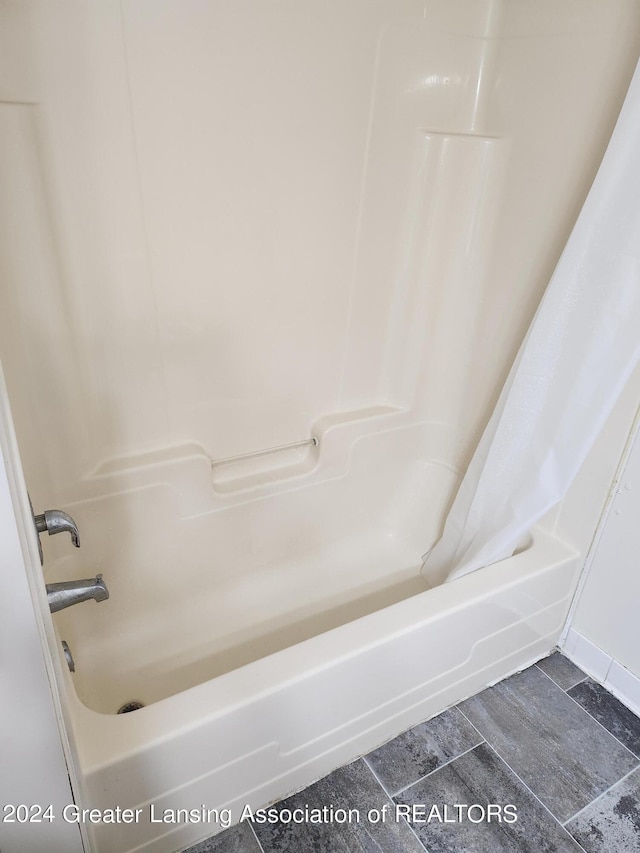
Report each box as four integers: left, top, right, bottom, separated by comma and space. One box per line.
183, 653, 640, 853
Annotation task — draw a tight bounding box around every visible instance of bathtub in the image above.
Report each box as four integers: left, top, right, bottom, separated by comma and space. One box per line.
57, 524, 578, 853
43, 417, 580, 853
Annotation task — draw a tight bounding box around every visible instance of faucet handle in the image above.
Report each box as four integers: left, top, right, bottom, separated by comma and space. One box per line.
33, 509, 81, 549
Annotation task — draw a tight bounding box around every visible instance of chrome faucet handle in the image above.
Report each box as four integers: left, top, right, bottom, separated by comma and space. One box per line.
33, 508, 81, 550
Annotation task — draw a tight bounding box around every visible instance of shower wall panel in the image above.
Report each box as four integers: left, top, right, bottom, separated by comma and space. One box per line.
1, 0, 639, 520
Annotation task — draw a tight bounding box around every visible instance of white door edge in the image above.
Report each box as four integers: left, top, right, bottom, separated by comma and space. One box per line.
0, 364, 86, 853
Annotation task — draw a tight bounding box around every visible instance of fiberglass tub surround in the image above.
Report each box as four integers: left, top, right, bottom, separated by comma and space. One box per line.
7, 0, 639, 713
1, 1, 640, 852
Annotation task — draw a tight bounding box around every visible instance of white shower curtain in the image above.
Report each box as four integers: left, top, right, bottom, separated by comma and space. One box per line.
421, 59, 640, 584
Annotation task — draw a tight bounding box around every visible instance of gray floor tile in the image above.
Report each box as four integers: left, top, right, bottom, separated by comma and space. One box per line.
536, 653, 587, 691
251, 759, 426, 852
395, 742, 583, 852
182, 820, 261, 852
365, 706, 483, 795
566, 765, 640, 852
459, 665, 639, 822
568, 677, 640, 758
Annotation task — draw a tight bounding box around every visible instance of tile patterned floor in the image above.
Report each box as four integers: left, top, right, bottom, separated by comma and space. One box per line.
183, 653, 640, 853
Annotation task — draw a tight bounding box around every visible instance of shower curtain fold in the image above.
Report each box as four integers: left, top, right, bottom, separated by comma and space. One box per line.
421, 58, 640, 585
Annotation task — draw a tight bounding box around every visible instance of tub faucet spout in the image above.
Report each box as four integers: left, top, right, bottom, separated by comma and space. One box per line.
46, 575, 109, 613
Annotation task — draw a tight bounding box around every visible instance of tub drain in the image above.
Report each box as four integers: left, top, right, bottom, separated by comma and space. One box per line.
117, 700, 145, 714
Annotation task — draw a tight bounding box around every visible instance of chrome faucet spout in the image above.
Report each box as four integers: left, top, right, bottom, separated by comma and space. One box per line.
46, 575, 109, 613
34, 509, 81, 548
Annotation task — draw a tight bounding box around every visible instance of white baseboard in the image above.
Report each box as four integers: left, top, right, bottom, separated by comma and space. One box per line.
561, 628, 640, 716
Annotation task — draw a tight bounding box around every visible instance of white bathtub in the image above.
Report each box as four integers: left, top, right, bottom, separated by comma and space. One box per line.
38, 414, 580, 852
58, 521, 578, 853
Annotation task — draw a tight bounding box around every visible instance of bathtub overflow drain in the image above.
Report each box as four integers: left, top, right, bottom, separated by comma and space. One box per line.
117, 700, 145, 714
61, 640, 75, 673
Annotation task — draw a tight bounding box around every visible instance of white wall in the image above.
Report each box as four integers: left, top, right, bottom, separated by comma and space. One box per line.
2, 0, 639, 520
568, 400, 640, 681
